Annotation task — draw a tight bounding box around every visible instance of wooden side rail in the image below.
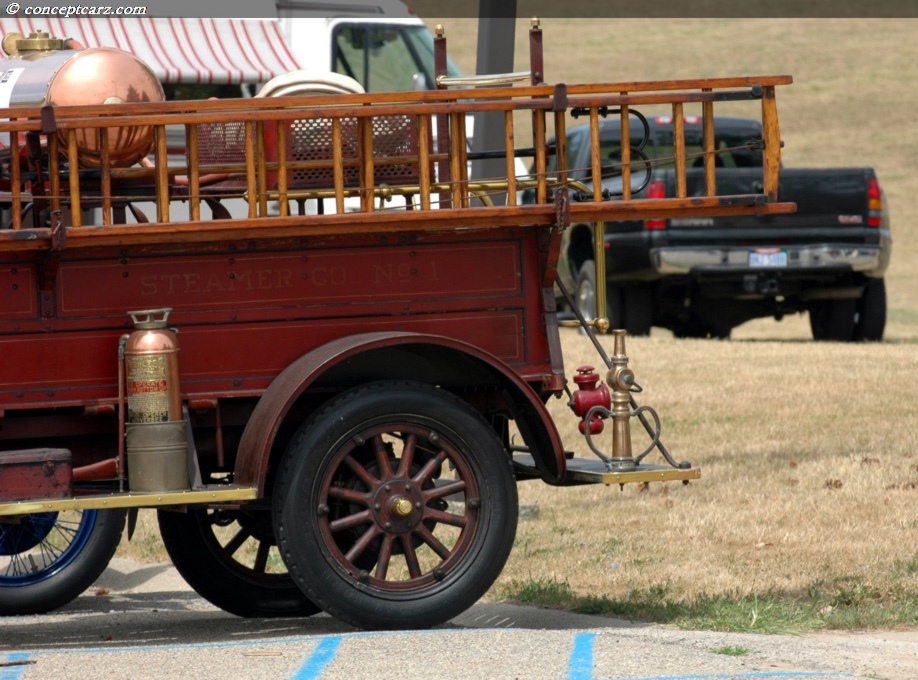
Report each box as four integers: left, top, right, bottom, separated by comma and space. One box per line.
0, 74, 792, 250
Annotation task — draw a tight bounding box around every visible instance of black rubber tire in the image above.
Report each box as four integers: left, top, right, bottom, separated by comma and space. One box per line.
158, 506, 321, 618
575, 260, 602, 321
671, 319, 732, 340
576, 260, 624, 329
623, 284, 653, 336
0, 508, 126, 615
854, 278, 886, 341
272, 381, 518, 630
809, 299, 857, 341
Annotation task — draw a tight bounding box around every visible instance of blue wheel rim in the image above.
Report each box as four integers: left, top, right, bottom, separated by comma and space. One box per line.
0, 510, 97, 587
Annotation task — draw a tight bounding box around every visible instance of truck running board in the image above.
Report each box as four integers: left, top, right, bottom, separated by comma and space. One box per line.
0, 484, 258, 517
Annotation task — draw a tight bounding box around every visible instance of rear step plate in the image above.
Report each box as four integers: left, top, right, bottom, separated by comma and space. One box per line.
513, 454, 700, 486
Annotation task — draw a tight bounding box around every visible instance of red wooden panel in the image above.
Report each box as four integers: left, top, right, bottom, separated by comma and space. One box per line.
0, 332, 118, 396
56, 241, 521, 317
0, 266, 37, 319
178, 311, 525, 388
0, 230, 555, 411
0, 310, 528, 407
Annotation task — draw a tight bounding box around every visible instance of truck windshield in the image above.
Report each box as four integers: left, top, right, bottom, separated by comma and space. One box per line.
333, 23, 462, 92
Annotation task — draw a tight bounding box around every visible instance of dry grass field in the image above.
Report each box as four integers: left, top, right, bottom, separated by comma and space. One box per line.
502, 330, 918, 631
119, 18, 918, 631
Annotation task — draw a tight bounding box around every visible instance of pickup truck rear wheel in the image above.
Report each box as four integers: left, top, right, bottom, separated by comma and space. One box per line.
273, 381, 518, 630
623, 285, 653, 336
854, 278, 886, 341
576, 260, 617, 326
576, 261, 653, 334
809, 299, 856, 341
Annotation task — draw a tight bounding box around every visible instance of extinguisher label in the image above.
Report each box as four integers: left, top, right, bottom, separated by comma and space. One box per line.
126, 355, 169, 423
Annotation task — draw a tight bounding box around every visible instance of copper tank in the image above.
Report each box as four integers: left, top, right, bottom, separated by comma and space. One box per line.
0, 31, 164, 167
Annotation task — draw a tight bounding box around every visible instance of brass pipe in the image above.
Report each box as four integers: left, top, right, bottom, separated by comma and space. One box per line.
254, 177, 590, 205
436, 71, 531, 88
606, 330, 636, 471
117, 334, 129, 489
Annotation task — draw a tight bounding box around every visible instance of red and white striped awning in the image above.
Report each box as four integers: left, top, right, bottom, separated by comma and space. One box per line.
0, 17, 304, 84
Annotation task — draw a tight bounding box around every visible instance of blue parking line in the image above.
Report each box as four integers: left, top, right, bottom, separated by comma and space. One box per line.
0, 654, 30, 680
569, 632, 597, 680
567, 632, 858, 680
290, 636, 342, 680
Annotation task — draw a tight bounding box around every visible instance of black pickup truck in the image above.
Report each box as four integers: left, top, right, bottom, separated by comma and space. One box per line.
547, 115, 891, 341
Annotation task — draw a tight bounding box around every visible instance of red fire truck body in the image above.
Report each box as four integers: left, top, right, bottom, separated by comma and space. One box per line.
0, 25, 793, 629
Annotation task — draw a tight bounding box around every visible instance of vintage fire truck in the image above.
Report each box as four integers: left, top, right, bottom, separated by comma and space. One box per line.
0, 23, 793, 629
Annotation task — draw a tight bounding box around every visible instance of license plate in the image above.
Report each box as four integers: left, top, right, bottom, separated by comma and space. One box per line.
749, 249, 787, 267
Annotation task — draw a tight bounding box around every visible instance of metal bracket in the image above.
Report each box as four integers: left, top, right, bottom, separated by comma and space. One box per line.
50, 210, 65, 251
553, 186, 570, 232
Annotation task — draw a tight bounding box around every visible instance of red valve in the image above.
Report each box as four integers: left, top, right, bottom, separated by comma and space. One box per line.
570, 365, 611, 434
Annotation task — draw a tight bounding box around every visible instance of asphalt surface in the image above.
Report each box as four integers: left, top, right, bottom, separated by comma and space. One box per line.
1, 558, 916, 680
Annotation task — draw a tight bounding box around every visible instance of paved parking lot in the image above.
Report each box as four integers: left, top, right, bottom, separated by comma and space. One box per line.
1, 558, 915, 680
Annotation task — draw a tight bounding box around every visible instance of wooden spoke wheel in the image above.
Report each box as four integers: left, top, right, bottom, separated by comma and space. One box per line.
273, 381, 518, 630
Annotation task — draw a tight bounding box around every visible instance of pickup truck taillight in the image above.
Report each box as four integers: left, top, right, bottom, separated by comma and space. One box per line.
645, 180, 667, 230
868, 177, 883, 228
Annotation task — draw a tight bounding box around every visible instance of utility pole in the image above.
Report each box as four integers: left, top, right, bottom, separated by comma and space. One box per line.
470, 0, 517, 205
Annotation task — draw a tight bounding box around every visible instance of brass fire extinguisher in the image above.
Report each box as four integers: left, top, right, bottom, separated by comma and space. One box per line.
122, 308, 190, 492
123, 308, 182, 424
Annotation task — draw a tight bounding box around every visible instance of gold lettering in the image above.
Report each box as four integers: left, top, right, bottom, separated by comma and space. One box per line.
140, 275, 157, 296
204, 273, 225, 292
183, 273, 200, 293
161, 273, 181, 295
373, 264, 394, 284
276, 269, 293, 288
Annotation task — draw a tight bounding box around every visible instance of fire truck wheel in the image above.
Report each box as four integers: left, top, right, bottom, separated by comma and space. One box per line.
273, 381, 518, 630
0, 508, 126, 615
157, 507, 321, 618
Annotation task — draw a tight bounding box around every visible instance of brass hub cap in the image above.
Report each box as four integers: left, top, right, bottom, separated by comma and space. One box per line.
370, 482, 424, 533
392, 497, 413, 517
